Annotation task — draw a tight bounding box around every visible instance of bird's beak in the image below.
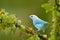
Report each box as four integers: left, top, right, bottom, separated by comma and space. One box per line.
29, 16, 32, 20
29, 16, 31, 18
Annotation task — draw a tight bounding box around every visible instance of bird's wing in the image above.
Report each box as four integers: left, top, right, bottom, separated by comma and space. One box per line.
39, 19, 48, 24
33, 20, 44, 30
34, 23, 43, 31
33, 20, 46, 25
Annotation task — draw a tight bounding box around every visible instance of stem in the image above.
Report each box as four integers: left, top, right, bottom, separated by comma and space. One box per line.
48, 0, 57, 40
49, 11, 57, 40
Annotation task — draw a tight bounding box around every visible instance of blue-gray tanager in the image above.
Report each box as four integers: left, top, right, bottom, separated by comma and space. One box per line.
29, 15, 48, 31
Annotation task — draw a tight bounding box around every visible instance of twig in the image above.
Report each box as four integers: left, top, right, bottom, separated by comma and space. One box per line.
25, 26, 48, 40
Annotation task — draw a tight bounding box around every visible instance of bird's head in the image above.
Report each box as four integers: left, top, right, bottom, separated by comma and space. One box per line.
29, 15, 39, 20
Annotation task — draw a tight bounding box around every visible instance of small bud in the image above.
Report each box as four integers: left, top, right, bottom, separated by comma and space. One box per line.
0, 9, 5, 14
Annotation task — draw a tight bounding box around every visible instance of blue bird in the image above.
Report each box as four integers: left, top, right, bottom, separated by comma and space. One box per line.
29, 15, 48, 31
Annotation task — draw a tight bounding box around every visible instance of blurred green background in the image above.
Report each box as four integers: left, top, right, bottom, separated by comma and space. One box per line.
0, 0, 52, 27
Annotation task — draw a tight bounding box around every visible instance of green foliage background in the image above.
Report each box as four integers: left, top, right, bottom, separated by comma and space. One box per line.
0, 0, 60, 40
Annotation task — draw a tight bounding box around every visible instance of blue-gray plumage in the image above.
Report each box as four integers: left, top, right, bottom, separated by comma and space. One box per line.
29, 15, 48, 31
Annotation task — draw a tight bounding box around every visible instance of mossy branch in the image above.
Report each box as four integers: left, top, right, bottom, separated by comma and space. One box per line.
25, 26, 48, 40
48, 0, 59, 40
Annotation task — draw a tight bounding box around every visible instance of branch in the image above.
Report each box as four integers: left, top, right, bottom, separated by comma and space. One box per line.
55, 0, 60, 12
25, 26, 48, 40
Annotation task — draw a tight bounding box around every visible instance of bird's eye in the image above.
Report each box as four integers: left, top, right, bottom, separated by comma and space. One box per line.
31, 16, 33, 17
